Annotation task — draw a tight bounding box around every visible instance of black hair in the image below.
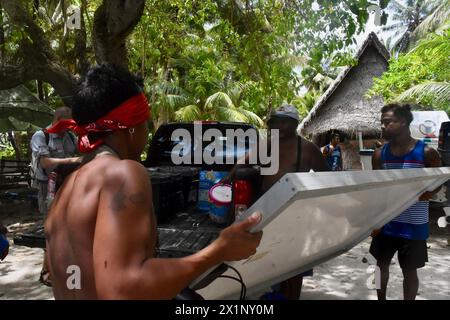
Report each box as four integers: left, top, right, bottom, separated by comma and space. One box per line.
331, 133, 340, 139
381, 103, 414, 126
73, 63, 144, 125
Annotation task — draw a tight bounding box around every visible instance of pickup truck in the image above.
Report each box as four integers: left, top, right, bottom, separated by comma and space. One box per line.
14, 121, 260, 260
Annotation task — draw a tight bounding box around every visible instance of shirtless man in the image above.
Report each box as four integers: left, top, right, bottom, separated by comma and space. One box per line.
260, 105, 330, 299
44, 63, 262, 300
226, 105, 330, 299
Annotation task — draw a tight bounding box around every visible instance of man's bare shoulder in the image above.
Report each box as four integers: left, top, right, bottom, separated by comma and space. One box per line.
80, 156, 148, 189
102, 158, 148, 186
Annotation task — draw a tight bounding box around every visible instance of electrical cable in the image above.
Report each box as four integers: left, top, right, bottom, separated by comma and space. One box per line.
217, 265, 247, 300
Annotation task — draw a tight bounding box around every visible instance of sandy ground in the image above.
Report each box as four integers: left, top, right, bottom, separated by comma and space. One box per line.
1, 195, 449, 300
300, 235, 450, 300
0, 195, 54, 300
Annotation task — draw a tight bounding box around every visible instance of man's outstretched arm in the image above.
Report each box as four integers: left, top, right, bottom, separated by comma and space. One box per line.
93, 161, 262, 299
40, 156, 82, 171
419, 146, 443, 201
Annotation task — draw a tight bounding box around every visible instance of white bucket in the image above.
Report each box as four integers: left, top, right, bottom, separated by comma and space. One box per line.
359, 149, 374, 171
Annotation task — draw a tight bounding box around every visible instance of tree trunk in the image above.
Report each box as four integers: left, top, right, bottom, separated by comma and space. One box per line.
141, 26, 146, 76
93, 0, 145, 68
7, 131, 20, 161
74, 0, 89, 76
0, 0, 145, 108
60, 0, 68, 55
0, 3, 5, 65
0, 0, 78, 106
37, 80, 44, 100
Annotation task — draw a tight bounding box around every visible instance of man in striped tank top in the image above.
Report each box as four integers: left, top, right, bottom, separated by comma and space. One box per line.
370, 103, 442, 300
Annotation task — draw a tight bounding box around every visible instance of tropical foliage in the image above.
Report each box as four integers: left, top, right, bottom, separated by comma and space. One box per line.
0, 0, 391, 131
382, 0, 442, 54
368, 25, 450, 111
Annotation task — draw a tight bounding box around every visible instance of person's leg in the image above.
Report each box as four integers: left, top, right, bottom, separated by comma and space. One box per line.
38, 182, 51, 286
370, 233, 397, 300
376, 260, 391, 300
40, 248, 52, 287
402, 268, 419, 300
37, 181, 48, 216
398, 239, 428, 300
280, 275, 303, 300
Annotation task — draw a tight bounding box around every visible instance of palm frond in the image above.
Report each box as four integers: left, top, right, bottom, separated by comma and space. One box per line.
397, 81, 450, 106
205, 92, 235, 110
408, 28, 450, 57
170, 57, 195, 70
409, 2, 450, 48
389, 0, 409, 15
226, 82, 248, 104
237, 108, 264, 127
382, 22, 408, 32
175, 105, 202, 122
151, 80, 192, 113
215, 107, 248, 123
163, 94, 192, 110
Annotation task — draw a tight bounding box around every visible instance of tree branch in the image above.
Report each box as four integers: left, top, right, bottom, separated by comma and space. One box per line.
93, 0, 145, 68
74, 0, 89, 75
0, 3, 5, 65
0, 0, 77, 106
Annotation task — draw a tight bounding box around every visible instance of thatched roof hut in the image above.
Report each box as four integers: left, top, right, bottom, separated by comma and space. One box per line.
299, 32, 390, 143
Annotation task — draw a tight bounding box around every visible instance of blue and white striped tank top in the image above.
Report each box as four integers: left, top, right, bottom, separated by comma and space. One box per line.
380, 140, 429, 240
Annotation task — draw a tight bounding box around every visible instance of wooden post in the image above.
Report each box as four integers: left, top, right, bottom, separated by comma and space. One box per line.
358, 131, 363, 150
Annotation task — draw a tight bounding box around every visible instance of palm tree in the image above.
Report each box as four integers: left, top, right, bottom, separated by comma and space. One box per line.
383, 0, 442, 54
147, 65, 264, 129
397, 81, 450, 108
395, 27, 450, 110
408, 1, 450, 49
175, 82, 264, 127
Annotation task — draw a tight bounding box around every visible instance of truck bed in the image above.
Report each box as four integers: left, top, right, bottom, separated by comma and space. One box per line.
14, 212, 222, 258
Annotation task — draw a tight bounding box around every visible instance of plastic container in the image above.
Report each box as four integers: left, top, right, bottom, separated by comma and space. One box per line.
233, 179, 253, 220
359, 149, 374, 171
209, 184, 232, 224
198, 170, 228, 213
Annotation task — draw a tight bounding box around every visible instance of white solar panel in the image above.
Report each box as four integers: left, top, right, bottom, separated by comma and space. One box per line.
195, 167, 450, 299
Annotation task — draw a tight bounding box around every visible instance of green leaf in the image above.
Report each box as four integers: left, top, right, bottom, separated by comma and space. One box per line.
215, 107, 247, 122
396, 82, 450, 107
347, 20, 356, 37
205, 92, 235, 110
175, 105, 202, 122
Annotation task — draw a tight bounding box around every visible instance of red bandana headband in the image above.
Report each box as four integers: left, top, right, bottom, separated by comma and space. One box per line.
47, 93, 150, 153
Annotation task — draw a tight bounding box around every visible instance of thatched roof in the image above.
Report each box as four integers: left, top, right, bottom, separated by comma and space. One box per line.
299, 32, 390, 139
